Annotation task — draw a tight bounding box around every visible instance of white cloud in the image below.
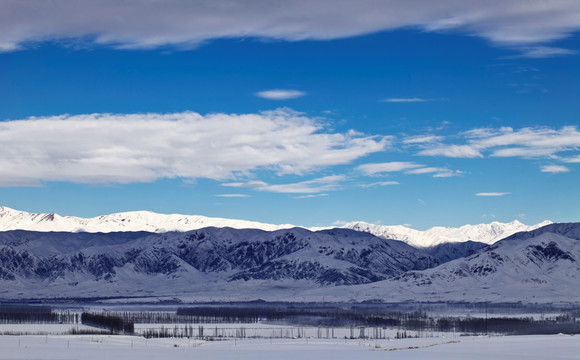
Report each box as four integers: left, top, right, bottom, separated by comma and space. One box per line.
0, 110, 388, 186
563, 155, 580, 163
215, 194, 250, 198
357, 161, 460, 179
541, 165, 570, 173
255, 89, 306, 100
294, 193, 328, 199
418, 145, 483, 158
403, 135, 444, 144
223, 175, 345, 194
470, 126, 580, 156
476, 192, 511, 197
357, 161, 422, 175
414, 126, 580, 169
490, 147, 560, 157
513, 46, 578, 58
405, 167, 444, 175
432, 171, 461, 178
383, 98, 431, 103
406, 167, 460, 178
1, 1, 579, 56
359, 181, 399, 188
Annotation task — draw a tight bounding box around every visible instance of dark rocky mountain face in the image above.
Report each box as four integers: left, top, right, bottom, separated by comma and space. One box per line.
1, 222, 577, 302
424, 241, 489, 263
0, 227, 438, 292
394, 223, 580, 292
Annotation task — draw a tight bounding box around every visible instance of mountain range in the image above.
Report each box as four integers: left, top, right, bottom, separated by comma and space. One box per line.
0, 206, 552, 248
0, 227, 439, 299
315, 222, 579, 303
0, 206, 577, 303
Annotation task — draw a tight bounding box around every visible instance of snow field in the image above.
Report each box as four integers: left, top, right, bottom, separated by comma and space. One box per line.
1, 334, 578, 360
0, 323, 96, 335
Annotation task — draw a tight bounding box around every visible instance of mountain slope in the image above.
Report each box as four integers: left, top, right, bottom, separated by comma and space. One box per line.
0, 227, 437, 299
423, 241, 489, 263
0, 222, 577, 303
324, 222, 579, 303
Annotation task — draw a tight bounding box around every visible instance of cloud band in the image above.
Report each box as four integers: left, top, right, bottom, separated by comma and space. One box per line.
0, 109, 388, 186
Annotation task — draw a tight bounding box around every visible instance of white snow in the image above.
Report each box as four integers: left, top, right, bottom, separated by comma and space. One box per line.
0, 206, 552, 247
0, 206, 298, 233
0, 333, 577, 359
343, 219, 553, 247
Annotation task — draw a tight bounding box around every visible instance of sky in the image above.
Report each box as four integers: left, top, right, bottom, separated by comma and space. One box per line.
0, 0, 579, 229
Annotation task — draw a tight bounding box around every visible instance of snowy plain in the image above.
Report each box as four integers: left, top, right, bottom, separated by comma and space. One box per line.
1, 333, 578, 360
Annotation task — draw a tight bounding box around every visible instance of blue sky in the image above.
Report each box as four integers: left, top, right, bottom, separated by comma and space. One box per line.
0, 1, 579, 229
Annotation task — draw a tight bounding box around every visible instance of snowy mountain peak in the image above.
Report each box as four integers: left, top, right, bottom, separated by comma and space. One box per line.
342, 219, 553, 248
0, 206, 298, 233
0, 206, 553, 247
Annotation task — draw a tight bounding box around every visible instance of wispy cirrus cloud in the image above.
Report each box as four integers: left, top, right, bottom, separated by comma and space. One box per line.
403, 135, 444, 144
541, 165, 570, 173
0, 1, 578, 57
357, 161, 459, 178
357, 162, 423, 175
463, 126, 580, 157
406, 167, 461, 178
476, 192, 511, 197
383, 98, 432, 103
511, 46, 578, 59
223, 175, 345, 194
563, 155, 580, 163
255, 89, 306, 100
215, 194, 250, 198
418, 145, 483, 158
294, 193, 329, 199
412, 126, 580, 172
359, 181, 399, 188
0, 109, 388, 186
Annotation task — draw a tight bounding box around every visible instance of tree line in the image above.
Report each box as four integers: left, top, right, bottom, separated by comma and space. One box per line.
0, 305, 77, 324
81, 312, 134, 334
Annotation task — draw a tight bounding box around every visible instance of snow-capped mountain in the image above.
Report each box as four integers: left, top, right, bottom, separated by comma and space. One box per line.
0, 206, 552, 249
0, 222, 577, 303
343, 220, 553, 248
0, 227, 437, 299
0, 206, 296, 233
329, 222, 579, 303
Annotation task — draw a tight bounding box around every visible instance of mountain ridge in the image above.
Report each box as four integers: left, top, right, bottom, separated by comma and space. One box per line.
0, 206, 551, 248
0, 222, 578, 303
342, 219, 553, 248
0, 227, 437, 298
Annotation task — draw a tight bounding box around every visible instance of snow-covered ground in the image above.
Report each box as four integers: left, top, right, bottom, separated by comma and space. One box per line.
1, 334, 577, 359
0, 323, 95, 335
